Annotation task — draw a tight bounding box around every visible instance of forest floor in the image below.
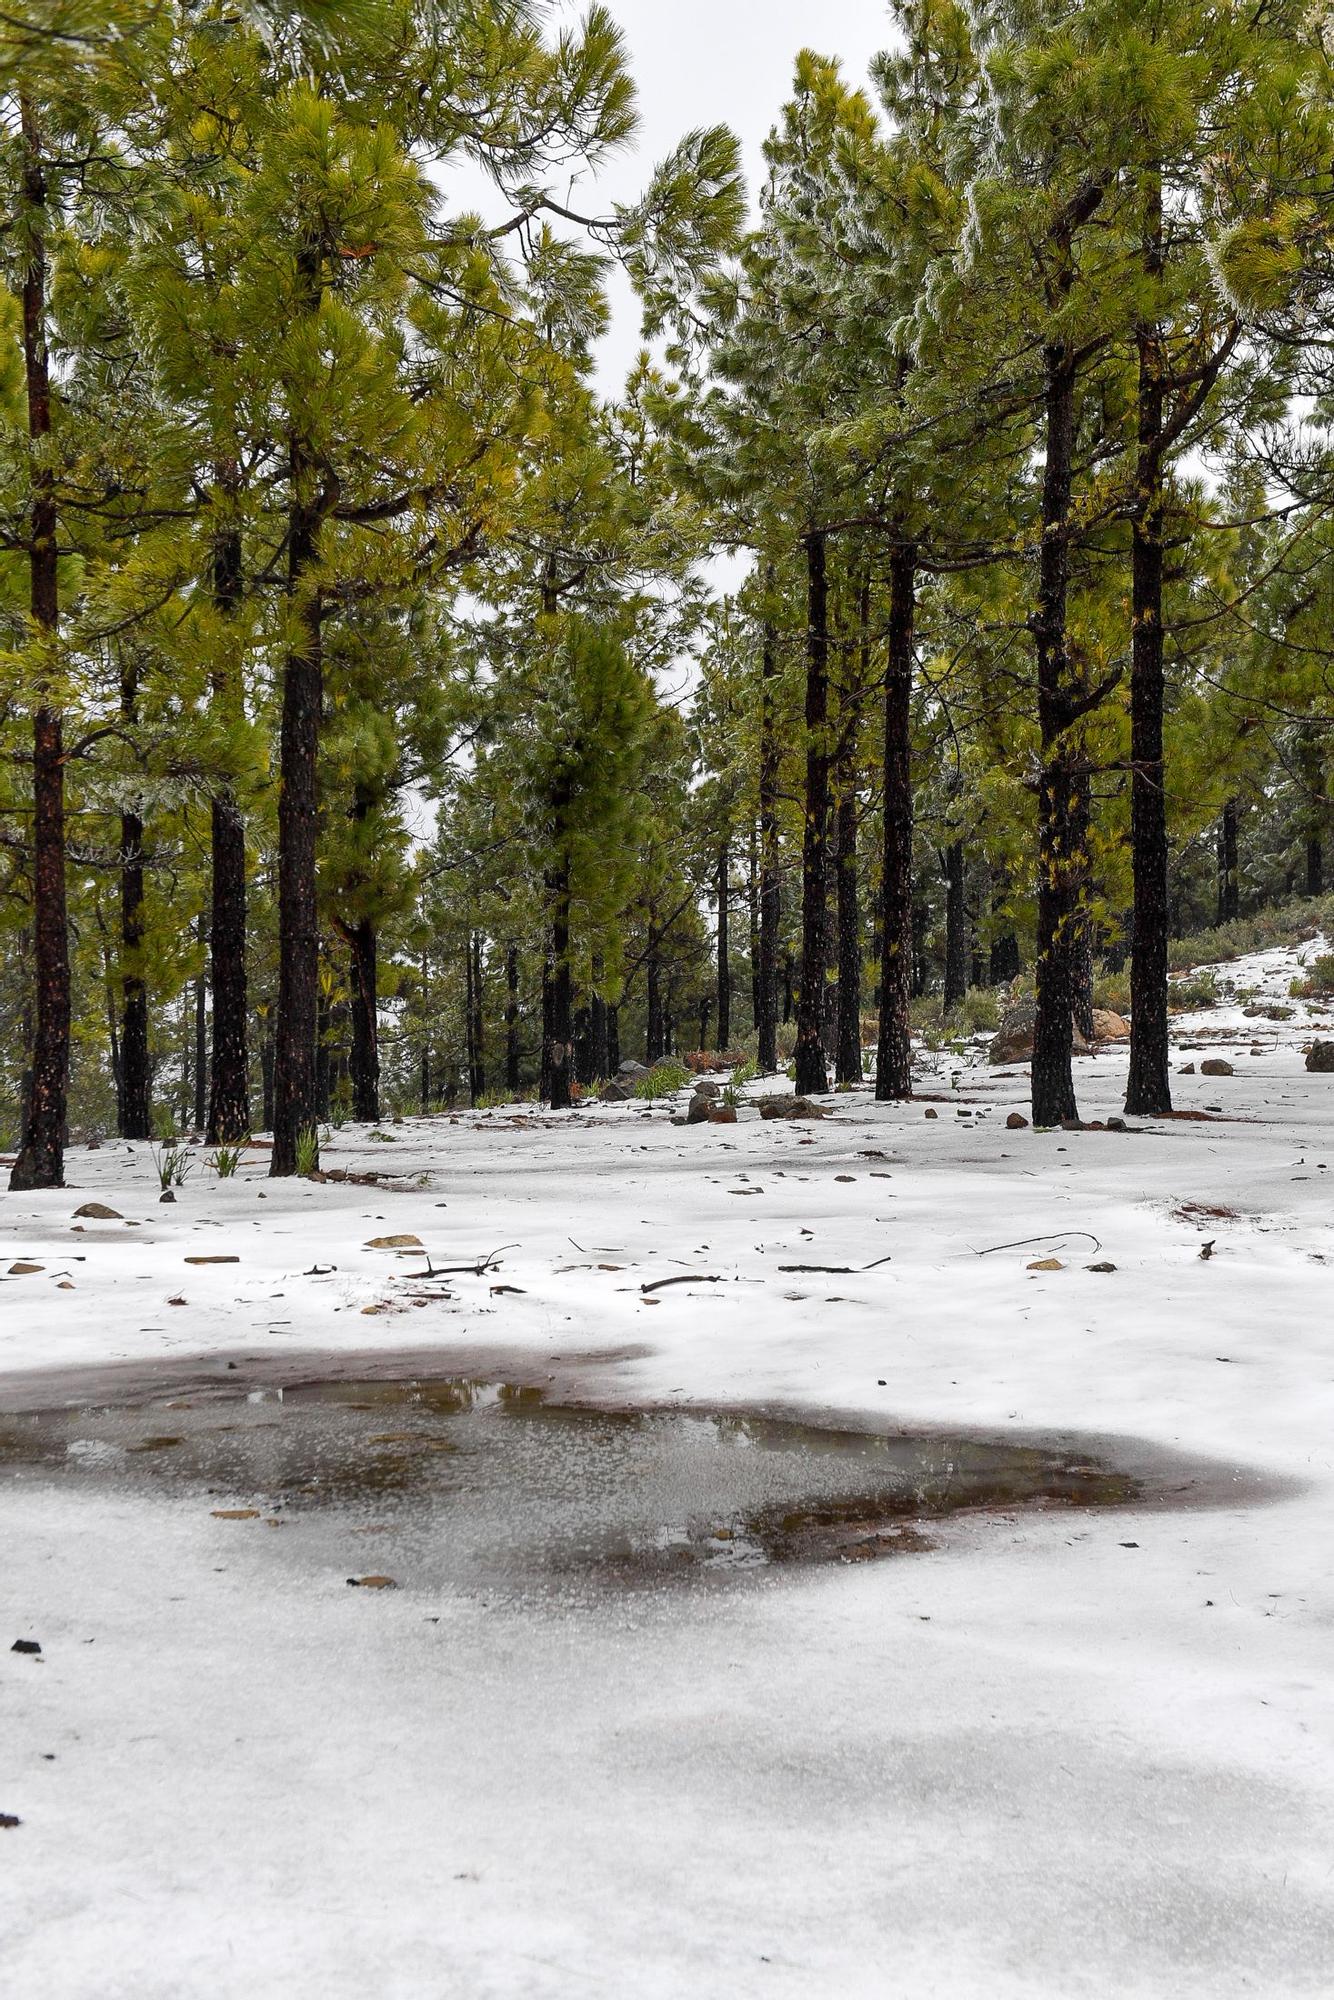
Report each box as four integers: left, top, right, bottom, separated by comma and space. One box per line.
3, 936, 1334, 1999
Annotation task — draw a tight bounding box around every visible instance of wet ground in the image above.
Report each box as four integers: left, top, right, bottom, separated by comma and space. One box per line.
0, 1369, 1165, 1595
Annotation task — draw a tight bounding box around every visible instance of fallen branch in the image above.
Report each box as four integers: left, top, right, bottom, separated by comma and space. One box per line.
640, 1274, 723, 1295
975, 1231, 1102, 1257
777, 1255, 894, 1276
402, 1244, 519, 1280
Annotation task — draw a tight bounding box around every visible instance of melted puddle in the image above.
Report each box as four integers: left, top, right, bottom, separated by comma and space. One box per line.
0, 1375, 1146, 1591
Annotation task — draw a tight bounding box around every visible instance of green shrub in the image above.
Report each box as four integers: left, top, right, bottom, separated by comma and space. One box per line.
911, 987, 999, 1042
1169, 969, 1218, 1009
959, 988, 1001, 1034
729, 1059, 760, 1090
1306, 953, 1334, 993
294, 1127, 320, 1177
1166, 893, 1334, 973
209, 1142, 246, 1179
632, 1059, 692, 1099
151, 1142, 193, 1190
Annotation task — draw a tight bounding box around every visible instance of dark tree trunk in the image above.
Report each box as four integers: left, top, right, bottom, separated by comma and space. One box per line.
697, 996, 712, 1051
544, 870, 573, 1109
990, 882, 1021, 987
540, 953, 554, 1101
208, 792, 250, 1140
315, 984, 332, 1122
466, 935, 478, 1099
573, 1006, 593, 1085
260, 1007, 275, 1133
1031, 341, 1083, 1128
271, 445, 324, 1175
10, 101, 69, 1193
1307, 835, 1323, 900
715, 844, 730, 1053
795, 531, 831, 1096
747, 823, 761, 1034
193, 919, 207, 1133
943, 841, 968, 1013
645, 918, 666, 1065
589, 990, 610, 1081
206, 510, 250, 1143
757, 614, 782, 1073
348, 917, 379, 1122
990, 936, 1021, 985
821, 845, 839, 1061
505, 945, 521, 1094
1071, 772, 1096, 1045
876, 541, 916, 1101
118, 659, 150, 1140
835, 790, 861, 1085
466, 931, 486, 1104
782, 953, 794, 1027
607, 1004, 620, 1076
119, 798, 151, 1140
834, 576, 868, 1086
1124, 295, 1174, 1116
968, 857, 987, 989
418, 957, 431, 1117
1217, 799, 1239, 923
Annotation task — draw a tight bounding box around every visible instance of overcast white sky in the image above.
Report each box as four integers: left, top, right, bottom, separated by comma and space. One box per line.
438, 3, 896, 390
585, 1, 894, 382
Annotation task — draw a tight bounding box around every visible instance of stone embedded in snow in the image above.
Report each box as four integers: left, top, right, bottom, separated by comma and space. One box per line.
1179, 1063, 1196, 1075
184, 1255, 240, 1266
364, 1235, 422, 1250
1027, 1258, 1065, 1271
924, 1108, 938, 1120
708, 1108, 738, 1125
617, 1060, 649, 1079
1306, 1041, 1334, 1073
1201, 1059, 1235, 1077
1091, 1010, 1131, 1042
73, 1202, 122, 1220
686, 1098, 711, 1125
598, 1081, 631, 1103
7, 1263, 43, 1277
758, 1097, 827, 1121
11, 1639, 41, 1655
1087, 1262, 1118, 1273
989, 1000, 1090, 1065
693, 1081, 722, 1100
347, 1575, 397, 1590
1006, 1113, 1030, 1130
210, 1509, 261, 1521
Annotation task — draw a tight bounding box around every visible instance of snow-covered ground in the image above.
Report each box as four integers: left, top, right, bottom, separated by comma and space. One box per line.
3, 937, 1334, 1998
